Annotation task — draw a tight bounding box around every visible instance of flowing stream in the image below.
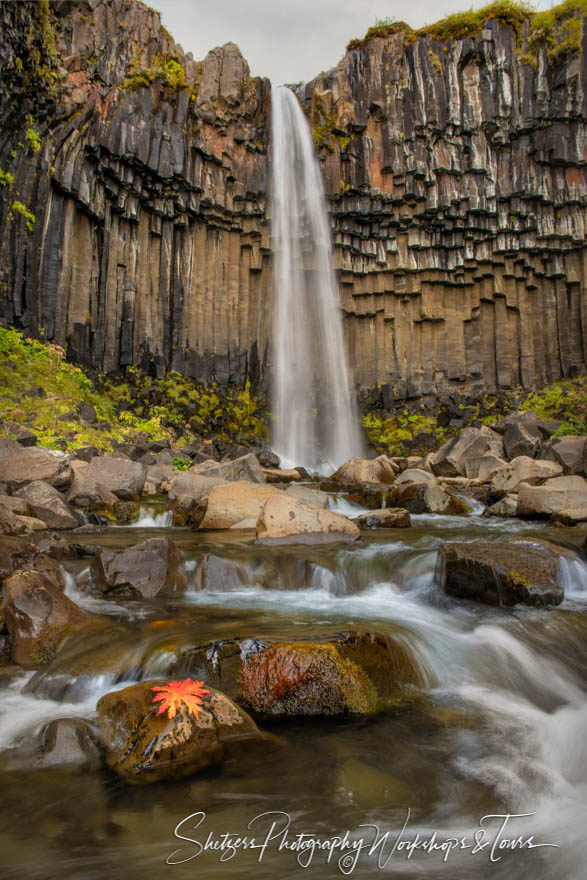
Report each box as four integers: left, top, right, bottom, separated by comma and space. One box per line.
270, 86, 362, 473
0, 498, 585, 880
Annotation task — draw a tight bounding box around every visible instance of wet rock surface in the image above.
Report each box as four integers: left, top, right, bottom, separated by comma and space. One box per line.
437, 541, 564, 607
256, 495, 361, 544
90, 537, 187, 599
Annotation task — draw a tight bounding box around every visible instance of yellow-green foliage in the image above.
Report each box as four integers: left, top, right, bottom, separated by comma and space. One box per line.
0, 168, 14, 188
518, 379, 586, 436
521, 0, 586, 68
362, 408, 448, 456
121, 52, 188, 91
347, 1, 585, 68
26, 127, 41, 154
8, 201, 35, 233
0, 326, 268, 453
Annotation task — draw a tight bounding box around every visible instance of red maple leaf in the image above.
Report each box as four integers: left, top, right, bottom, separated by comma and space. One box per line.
151, 678, 211, 720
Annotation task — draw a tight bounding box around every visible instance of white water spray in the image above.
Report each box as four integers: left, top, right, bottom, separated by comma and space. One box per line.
270, 85, 363, 473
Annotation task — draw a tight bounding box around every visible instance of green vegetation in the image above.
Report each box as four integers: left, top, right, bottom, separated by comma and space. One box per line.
362, 408, 448, 456
171, 456, 191, 470
26, 127, 41, 154
518, 379, 586, 436
8, 201, 35, 233
0, 169, 14, 188
121, 52, 187, 91
346, 1, 586, 69
0, 326, 269, 454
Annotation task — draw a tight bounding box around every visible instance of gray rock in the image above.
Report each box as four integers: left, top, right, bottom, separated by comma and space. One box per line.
429, 427, 503, 477
490, 457, 563, 496
37, 718, 102, 771
15, 481, 81, 529
517, 476, 587, 524
0, 448, 73, 491
85, 455, 146, 501
503, 421, 542, 460
484, 495, 518, 517
354, 508, 411, 528
90, 537, 187, 599
190, 453, 266, 484
550, 435, 586, 476
284, 484, 329, 508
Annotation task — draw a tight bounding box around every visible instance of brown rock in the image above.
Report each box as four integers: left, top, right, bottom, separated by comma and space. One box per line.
3, 570, 91, 667
333, 455, 398, 486
190, 453, 265, 484
550, 435, 586, 476
516, 476, 587, 524
354, 508, 411, 528
256, 495, 360, 544
200, 481, 281, 530
0, 448, 73, 491
430, 427, 503, 477
85, 455, 146, 501
96, 681, 263, 782
490, 456, 563, 495
436, 541, 564, 607
90, 537, 187, 599
15, 481, 81, 529
387, 481, 469, 515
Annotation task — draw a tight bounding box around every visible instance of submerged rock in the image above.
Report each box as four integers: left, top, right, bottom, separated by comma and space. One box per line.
90, 537, 187, 599
37, 718, 102, 771
436, 541, 564, 607
96, 680, 264, 783
256, 495, 360, 544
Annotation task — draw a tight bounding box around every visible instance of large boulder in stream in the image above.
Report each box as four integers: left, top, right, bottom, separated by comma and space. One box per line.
199, 481, 281, 529
96, 680, 265, 783
332, 456, 399, 486
354, 508, 411, 529
256, 495, 360, 544
90, 537, 187, 599
429, 427, 503, 477
3, 570, 92, 667
489, 456, 562, 496
0, 535, 65, 591
178, 631, 429, 717
436, 541, 564, 607
387, 481, 469, 515
516, 476, 587, 524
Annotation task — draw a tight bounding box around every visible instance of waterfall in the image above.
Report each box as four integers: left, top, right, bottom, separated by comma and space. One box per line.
270, 85, 363, 474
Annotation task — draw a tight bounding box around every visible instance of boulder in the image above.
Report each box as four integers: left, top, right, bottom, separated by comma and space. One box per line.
236, 631, 427, 717
144, 464, 174, 494
168, 472, 228, 525
256, 448, 280, 468
550, 435, 586, 476
354, 508, 411, 529
199, 481, 281, 530
36, 718, 102, 771
0, 496, 29, 516
85, 455, 146, 501
284, 484, 329, 508
484, 495, 518, 518
436, 541, 564, 607
332, 455, 398, 486
0, 536, 65, 591
503, 421, 542, 460
15, 515, 48, 531
256, 495, 360, 545
0, 504, 29, 536
429, 427, 503, 477
263, 467, 305, 483
0, 447, 73, 491
65, 477, 119, 509
15, 481, 81, 529
490, 457, 563, 496
464, 454, 508, 481
96, 680, 264, 782
393, 468, 437, 486
387, 481, 469, 515
492, 410, 560, 438
3, 570, 91, 666
90, 537, 187, 599
0, 438, 24, 459
190, 453, 265, 484
517, 476, 587, 524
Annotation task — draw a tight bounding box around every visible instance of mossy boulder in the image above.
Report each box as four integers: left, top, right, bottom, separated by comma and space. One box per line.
436, 540, 564, 607
96, 680, 264, 783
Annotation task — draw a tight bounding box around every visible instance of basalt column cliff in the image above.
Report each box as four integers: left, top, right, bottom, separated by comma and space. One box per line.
0, 0, 585, 402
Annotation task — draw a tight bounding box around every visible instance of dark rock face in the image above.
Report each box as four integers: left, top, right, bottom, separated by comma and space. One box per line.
90, 536, 187, 598
0, 1, 584, 401
436, 540, 564, 607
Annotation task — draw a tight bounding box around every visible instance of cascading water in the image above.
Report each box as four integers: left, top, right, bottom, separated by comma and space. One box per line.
270, 85, 363, 474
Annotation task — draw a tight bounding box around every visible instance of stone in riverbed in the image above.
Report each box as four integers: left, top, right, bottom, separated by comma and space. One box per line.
256, 495, 360, 544
489, 456, 563, 496
96, 681, 264, 782
429, 427, 503, 477
392, 468, 437, 485
332, 455, 398, 485
484, 495, 518, 518
284, 483, 329, 508
90, 537, 187, 599
3, 570, 92, 667
516, 476, 587, 524
0, 535, 65, 590
386, 481, 469, 515
199, 481, 281, 530
15, 481, 81, 530
85, 455, 146, 501
0, 504, 30, 536
436, 541, 564, 607
354, 508, 411, 529
236, 631, 427, 717
190, 452, 265, 484
37, 717, 102, 771
550, 435, 586, 476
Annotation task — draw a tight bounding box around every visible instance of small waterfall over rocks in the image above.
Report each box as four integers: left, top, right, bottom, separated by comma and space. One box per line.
270, 85, 363, 474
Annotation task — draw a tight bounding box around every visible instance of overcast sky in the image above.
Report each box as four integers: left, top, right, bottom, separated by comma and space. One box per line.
154, 0, 553, 86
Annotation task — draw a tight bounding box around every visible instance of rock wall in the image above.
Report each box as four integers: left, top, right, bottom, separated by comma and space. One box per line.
303, 17, 586, 402
0, 0, 585, 402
